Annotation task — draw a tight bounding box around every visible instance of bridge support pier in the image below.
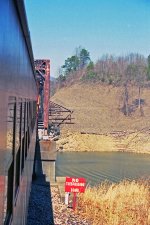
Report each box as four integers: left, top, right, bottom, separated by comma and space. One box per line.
34, 140, 57, 183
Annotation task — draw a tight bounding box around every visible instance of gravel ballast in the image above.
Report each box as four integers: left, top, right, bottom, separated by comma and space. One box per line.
27, 177, 91, 225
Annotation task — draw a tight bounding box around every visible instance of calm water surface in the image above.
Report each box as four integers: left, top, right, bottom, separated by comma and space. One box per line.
56, 152, 150, 186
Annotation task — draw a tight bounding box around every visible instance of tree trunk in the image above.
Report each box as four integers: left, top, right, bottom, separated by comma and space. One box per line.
138, 86, 144, 116
124, 84, 129, 116
138, 86, 141, 109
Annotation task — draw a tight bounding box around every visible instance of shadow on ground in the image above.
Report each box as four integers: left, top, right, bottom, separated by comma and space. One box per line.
27, 141, 54, 225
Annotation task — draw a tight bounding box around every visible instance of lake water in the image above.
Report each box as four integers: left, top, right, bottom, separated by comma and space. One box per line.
56, 152, 150, 186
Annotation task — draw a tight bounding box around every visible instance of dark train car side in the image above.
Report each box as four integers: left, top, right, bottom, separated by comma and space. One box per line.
0, 0, 37, 224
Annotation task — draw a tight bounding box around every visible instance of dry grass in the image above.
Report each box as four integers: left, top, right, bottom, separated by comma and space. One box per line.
52, 83, 150, 154
52, 83, 150, 134
76, 180, 150, 225
57, 131, 117, 152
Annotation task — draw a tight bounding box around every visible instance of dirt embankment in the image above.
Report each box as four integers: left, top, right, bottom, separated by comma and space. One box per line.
56, 131, 150, 154
52, 83, 150, 154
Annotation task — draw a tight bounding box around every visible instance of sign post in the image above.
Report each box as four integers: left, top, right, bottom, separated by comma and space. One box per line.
65, 177, 86, 210
65, 192, 69, 205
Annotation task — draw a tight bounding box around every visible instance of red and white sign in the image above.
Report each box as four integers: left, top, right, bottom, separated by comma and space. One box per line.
65, 177, 86, 193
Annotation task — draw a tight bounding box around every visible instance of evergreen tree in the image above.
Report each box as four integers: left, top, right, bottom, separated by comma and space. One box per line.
79, 48, 90, 68
61, 47, 91, 76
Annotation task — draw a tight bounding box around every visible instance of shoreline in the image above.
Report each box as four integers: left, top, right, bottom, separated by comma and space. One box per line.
56, 131, 150, 154
58, 149, 150, 155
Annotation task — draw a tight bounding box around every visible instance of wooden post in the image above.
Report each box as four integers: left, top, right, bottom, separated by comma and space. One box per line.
65, 192, 69, 205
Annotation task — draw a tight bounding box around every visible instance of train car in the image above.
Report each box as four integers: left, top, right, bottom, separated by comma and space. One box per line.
0, 0, 37, 224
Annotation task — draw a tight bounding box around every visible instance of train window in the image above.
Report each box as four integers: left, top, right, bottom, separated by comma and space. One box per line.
21, 137, 25, 172
22, 102, 25, 137
30, 101, 34, 133
28, 101, 37, 132
29, 101, 32, 126
28, 127, 30, 148
7, 97, 16, 155
19, 101, 22, 142
28, 102, 32, 145
21, 101, 26, 172
26, 102, 28, 127
25, 131, 28, 159
30, 101, 33, 122
25, 101, 27, 132
16, 101, 21, 150
15, 147, 20, 196
29, 102, 31, 145
4, 162, 14, 225
32, 101, 37, 130
25, 102, 30, 158
27, 101, 30, 132
31, 101, 34, 131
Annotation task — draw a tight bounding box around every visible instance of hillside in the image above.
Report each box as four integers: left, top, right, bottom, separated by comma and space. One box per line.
51, 83, 150, 153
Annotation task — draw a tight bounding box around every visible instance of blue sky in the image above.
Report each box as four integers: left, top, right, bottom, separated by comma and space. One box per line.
25, 0, 150, 77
